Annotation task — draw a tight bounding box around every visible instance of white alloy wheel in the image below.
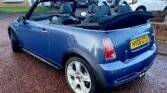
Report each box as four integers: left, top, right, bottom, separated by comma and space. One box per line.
67, 61, 91, 93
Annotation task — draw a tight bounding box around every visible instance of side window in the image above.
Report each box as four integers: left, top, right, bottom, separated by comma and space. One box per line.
30, 2, 59, 19
29, 1, 76, 22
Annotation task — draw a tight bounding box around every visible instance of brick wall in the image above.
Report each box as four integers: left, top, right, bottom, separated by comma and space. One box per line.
150, 12, 167, 22
0, 0, 29, 7
152, 22, 167, 41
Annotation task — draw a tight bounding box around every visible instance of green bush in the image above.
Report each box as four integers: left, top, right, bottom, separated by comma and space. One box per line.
0, 6, 48, 13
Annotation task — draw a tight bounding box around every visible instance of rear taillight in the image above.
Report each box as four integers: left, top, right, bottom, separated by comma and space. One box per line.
103, 38, 116, 60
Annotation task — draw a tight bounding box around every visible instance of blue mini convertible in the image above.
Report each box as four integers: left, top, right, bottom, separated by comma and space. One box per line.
8, 0, 158, 93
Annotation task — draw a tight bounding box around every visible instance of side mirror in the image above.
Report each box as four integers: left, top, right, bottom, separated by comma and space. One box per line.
17, 16, 26, 24
81, 12, 87, 17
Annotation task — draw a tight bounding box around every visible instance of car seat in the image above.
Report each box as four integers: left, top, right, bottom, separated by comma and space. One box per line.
51, 2, 78, 25
95, 1, 111, 18
116, 1, 132, 14
83, 1, 111, 23
83, 2, 98, 23
60, 2, 73, 15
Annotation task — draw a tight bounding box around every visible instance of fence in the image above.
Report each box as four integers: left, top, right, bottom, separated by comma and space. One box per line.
152, 22, 167, 41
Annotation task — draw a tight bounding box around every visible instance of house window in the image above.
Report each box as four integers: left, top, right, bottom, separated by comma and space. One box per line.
2, 0, 24, 3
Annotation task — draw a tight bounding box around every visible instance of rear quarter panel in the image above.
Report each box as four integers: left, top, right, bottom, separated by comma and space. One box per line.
48, 24, 107, 66
51, 22, 154, 66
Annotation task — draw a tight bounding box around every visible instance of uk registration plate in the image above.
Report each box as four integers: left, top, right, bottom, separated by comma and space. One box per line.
130, 35, 149, 49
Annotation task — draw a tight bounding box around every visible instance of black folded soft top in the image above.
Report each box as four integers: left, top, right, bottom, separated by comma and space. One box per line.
98, 11, 154, 30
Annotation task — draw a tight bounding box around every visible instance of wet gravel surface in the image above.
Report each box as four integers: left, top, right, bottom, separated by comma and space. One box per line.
0, 15, 167, 93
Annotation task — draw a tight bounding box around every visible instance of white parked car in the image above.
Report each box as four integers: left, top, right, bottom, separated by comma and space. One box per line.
123, 0, 167, 11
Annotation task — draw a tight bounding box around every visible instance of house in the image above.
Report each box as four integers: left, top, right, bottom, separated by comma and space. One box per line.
0, 0, 30, 7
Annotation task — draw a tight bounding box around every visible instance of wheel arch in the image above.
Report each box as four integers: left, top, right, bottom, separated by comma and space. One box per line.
61, 48, 97, 69
61, 48, 104, 87
8, 26, 17, 39
8, 27, 13, 39
164, 6, 167, 11
136, 5, 146, 11
8, 26, 23, 47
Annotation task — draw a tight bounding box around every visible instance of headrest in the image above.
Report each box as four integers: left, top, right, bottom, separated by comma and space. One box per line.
60, 2, 73, 14
95, 1, 111, 18
117, 2, 132, 14
88, 3, 97, 14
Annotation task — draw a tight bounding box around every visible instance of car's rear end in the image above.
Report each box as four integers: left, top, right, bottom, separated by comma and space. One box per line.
122, 0, 139, 11
93, 12, 158, 88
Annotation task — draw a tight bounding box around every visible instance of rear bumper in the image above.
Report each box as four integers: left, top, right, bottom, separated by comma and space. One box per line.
96, 43, 158, 88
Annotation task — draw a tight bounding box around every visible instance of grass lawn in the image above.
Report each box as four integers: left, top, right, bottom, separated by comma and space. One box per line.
0, 6, 48, 13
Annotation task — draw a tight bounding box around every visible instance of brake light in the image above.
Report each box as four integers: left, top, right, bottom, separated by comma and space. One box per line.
103, 38, 116, 60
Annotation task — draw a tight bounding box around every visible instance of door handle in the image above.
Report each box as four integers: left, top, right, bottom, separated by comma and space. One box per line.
41, 28, 48, 33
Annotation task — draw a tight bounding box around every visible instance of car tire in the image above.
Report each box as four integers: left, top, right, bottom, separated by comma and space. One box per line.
136, 7, 146, 11
10, 31, 21, 53
65, 57, 97, 93
164, 7, 167, 12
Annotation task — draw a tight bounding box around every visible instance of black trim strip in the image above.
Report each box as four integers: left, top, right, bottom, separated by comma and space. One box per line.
22, 48, 62, 70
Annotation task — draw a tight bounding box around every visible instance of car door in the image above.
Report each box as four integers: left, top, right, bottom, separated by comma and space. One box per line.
17, 20, 50, 59
148, 0, 167, 11
157, 0, 167, 11
142, 0, 154, 11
